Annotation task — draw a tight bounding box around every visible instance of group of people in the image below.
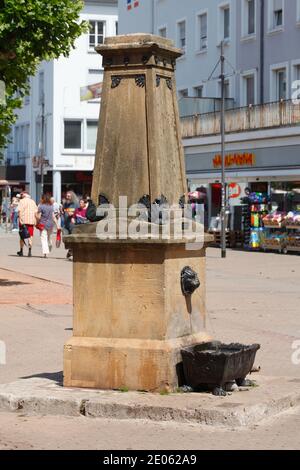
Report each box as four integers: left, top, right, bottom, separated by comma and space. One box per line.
16, 191, 89, 259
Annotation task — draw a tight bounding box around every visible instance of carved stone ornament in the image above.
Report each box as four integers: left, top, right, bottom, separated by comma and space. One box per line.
181, 266, 201, 296
98, 194, 110, 206
138, 194, 151, 211
179, 195, 186, 209
135, 75, 146, 88
156, 75, 173, 90
111, 76, 122, 88
153, 194, 168, 206
166, 78, 172, 90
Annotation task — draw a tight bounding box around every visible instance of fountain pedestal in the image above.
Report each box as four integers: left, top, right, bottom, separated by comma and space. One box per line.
63, 35, 212, 392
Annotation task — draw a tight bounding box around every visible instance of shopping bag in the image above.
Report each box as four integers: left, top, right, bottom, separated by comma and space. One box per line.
35, 223, 45, 231
19, 224, 30, 240
56, 229, 62, 248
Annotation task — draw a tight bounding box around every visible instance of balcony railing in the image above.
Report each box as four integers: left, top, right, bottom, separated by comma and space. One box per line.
180, 100, 300, 138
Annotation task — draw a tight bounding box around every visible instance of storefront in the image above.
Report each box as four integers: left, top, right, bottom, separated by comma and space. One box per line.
35, 170, 93, 201
185, 145, 300, 251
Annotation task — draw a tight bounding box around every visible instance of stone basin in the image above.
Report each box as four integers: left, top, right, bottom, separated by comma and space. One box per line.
181, 341, 260, 395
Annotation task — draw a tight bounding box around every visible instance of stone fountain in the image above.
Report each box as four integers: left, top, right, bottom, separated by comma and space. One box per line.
63, 34, 212, 392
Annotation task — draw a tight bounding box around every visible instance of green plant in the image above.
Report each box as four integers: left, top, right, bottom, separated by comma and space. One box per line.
0, 0, 89, 149
159, 389, 170, 396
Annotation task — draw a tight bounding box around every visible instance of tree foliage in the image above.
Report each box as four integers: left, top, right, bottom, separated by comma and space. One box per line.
0, 0, 88, 155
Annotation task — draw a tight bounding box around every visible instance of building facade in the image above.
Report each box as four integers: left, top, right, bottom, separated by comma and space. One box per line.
119, 0, 300, 105
119, 0, 300, 228
5, 0, 118, 203
237, 0, 300, 106
119, 0, 238, 101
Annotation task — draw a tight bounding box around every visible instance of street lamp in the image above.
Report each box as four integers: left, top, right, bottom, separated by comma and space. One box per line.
220, 41, 226, 259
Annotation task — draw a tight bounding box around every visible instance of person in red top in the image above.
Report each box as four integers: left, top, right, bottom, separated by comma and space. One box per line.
72, 199, 87, 225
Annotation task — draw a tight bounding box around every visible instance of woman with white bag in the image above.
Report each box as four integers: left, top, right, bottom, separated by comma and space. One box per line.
36, 195, 59, 258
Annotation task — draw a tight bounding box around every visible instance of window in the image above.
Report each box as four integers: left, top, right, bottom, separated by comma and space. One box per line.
295, 64, 300, 81
86, 121, 98, 150
194, 86, 203, 98
276, 69, 287, 100
115, 21, 118, 35
246, 75, 255, 105
269, 0, 284, 30
219, 4, 230, 42
35, 121, 41, 154
19, 126, 24, 160
38, 71, 44, 105
241, 71, 257, 106
271, 63, 288, 101
64, 121, 82, 150
89, 21, 105, 49
25, 125, 30, 157
158, 27, 167, 38
14, 127, 19, 158
198, 13, 208, 51
178, 89, 188, 98
248, 0, 255, 34
177, 21, 186, 51
223, 7, 230, 40
44, 121, 47, 155
274, 8, 283, 27
242, 0, 256, 37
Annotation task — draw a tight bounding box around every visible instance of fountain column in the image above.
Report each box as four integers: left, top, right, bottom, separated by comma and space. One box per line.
63, 34, 212, 392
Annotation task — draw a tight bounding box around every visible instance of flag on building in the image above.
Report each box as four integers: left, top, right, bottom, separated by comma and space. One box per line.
127, 0, 140, 11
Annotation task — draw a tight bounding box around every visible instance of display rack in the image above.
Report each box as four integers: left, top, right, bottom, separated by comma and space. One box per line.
284, 225, 300, 254
261, 225, 285, 253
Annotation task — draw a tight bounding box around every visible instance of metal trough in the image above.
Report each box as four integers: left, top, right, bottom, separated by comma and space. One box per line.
181, 341, 260, 396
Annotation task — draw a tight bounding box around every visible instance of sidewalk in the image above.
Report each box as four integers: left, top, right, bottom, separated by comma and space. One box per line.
0, 228, 72, 285
0, 230, 299, 382
0, 230, 300, 449
0, 230, 72, 385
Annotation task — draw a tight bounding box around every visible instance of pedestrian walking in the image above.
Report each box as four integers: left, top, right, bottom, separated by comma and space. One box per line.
17, 192, 38, 257
62, 191, 79, 260
50, 197, 62, 229
11, 194, 20, 231
36, 195, 59, 258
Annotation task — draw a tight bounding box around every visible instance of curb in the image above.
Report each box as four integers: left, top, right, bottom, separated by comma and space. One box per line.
0, 377, 300, 427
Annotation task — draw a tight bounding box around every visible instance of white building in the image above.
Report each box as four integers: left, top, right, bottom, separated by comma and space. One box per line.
6, 0, 118, 202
